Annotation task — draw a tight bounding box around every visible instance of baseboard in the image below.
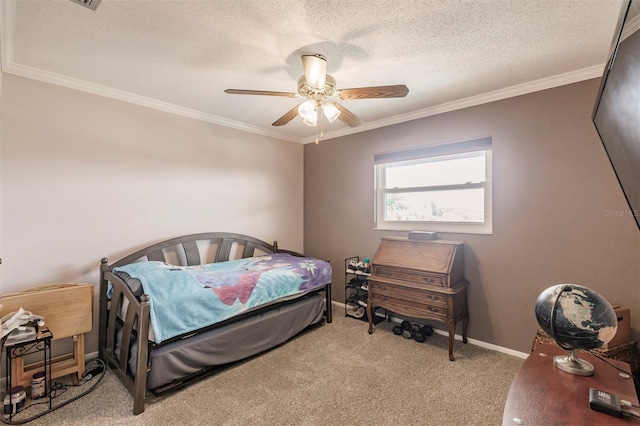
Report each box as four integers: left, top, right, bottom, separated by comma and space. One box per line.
333, 301, 529, 359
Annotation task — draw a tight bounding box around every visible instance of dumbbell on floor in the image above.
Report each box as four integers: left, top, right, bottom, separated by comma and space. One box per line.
393, 321, 433, 342
392, 320, 413, 339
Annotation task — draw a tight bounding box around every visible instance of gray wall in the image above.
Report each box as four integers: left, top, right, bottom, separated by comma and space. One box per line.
0, 73, 305, 353
304, 79, 640, 353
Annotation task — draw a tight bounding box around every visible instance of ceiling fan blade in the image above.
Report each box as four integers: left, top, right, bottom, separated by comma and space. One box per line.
225, 89, 298, 98
301, 54, 327, 90
334, 103, 362, 127
272, 105, 300, 126
338, 84, 409, 100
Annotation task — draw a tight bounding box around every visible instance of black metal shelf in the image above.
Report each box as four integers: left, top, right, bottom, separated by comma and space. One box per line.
2, 328, 53, 424
344, 256, 385, 324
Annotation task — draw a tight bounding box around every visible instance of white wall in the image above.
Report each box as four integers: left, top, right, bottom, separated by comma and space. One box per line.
0, 74, 304, 349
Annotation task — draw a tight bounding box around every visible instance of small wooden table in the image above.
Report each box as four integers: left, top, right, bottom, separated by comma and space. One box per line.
502, 343, 640, 425
0, 283, 93, 386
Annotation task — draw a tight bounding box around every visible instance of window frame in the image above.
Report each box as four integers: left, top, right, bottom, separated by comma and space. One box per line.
374, 137, 493, 235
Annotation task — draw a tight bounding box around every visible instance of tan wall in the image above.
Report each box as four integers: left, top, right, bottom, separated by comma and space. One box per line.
0, 73, 304, 352
304, 79, 640, 353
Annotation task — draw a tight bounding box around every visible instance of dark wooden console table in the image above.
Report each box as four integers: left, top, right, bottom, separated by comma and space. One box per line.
366, 237, 469, 361
503, 343, 640, 425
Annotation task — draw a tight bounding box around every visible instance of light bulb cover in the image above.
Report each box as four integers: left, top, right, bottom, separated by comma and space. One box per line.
303, 116, 317, 126
302, 54, 327, 90
298, 100, 317, 126
322, 103, 341, 123
298, 100, 317, 120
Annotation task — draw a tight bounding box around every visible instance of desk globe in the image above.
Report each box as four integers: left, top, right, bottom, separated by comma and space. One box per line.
534, 284, 618, 376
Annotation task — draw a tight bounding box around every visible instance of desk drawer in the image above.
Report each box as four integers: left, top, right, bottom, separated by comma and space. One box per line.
373, 266, 447, 287
370, 281, 448, 307
370, 294, 449, 321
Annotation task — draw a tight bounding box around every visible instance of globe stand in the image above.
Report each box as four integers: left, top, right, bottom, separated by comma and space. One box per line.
553, 349, 594, 376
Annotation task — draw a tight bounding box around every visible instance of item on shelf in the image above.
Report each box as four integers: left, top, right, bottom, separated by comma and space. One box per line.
5, 326, 36, 344
408, 231, 439, 241
346, 261, 358, 274
31, 371, 46, 399
346, 305, 365, 319
3, 386, 26, 415
346, 293, 367, 307
355, 261, 371, 276
345, 294, 359, 304
348, 277, 365, 287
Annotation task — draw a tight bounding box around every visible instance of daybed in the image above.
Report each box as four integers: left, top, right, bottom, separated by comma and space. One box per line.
99, 232, 332, 415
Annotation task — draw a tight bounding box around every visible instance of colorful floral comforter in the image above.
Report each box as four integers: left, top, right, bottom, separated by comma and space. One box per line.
112, 253, 331, 343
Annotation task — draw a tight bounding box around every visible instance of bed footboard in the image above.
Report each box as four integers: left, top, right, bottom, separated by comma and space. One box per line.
99, 259, 150, 415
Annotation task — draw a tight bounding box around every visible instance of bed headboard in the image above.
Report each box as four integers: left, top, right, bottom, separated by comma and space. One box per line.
107, 232, 286, 269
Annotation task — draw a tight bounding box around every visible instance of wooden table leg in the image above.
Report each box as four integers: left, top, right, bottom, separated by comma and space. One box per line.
462, 311, 469, 344
11, 356, 25, 387
71, 334, 86, 384
367, 304, 373, 334
448, 319, 456, 361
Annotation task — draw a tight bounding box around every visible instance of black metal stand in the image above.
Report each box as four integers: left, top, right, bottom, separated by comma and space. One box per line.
344, 256, 386, 324
2, 328, 53, 424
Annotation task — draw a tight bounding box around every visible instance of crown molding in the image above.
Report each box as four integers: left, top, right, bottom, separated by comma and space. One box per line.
3, 62, 300, 143
4, 57, 605, 146
304, 64, 605, 144
0, 0, 15, 72
622, 12, 640, 40
0, 0, 299, 143
0, 0, 607, 145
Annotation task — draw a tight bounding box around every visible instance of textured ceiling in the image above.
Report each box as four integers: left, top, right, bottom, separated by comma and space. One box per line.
0, 0, 632, 143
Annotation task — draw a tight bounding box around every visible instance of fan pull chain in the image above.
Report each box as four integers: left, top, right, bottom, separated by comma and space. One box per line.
315, 102, 325, 144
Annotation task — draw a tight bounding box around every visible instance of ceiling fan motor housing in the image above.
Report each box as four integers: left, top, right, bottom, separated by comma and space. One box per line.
298, 75, 337, 101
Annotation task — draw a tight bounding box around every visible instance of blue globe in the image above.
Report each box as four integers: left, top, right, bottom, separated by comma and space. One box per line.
534, 284, 618, 351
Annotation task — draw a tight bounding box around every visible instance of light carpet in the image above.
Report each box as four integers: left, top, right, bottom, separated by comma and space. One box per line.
25, 308, 523, 425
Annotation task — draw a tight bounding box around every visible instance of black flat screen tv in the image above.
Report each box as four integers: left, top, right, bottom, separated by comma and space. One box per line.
592, 0, 640, 229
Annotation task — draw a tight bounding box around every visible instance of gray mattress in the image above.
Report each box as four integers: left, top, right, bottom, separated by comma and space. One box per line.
118, 293, 325, 390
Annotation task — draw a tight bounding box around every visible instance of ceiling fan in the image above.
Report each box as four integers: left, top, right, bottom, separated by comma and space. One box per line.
225, 54, 409, 128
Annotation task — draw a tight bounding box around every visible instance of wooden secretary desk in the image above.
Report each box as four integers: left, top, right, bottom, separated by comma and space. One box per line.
366, 237, 469, 360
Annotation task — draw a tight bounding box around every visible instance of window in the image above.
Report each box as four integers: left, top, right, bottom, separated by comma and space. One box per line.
374, 137, 492, 234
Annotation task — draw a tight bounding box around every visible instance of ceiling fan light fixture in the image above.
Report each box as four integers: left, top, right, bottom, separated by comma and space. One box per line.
303, 116, 317, 127
302, 54, 327, 90
225, 54, 408, 129
298, 100, 317, 126
322, 103, 341, 123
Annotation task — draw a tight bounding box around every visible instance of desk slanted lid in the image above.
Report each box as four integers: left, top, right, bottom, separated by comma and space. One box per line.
372, 237, 464, 275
